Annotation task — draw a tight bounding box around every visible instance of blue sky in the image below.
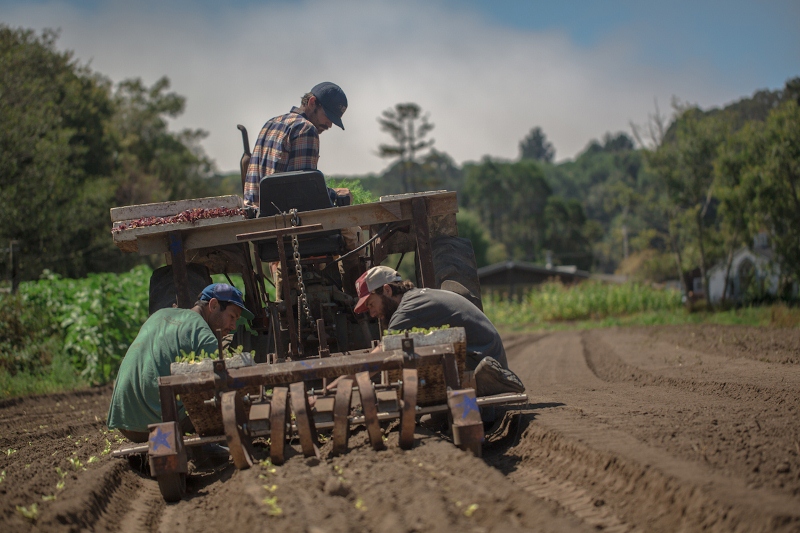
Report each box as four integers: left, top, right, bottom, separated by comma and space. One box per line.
2, 0, 798, 175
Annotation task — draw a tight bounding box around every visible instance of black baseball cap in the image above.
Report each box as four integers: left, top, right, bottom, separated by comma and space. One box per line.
310, 82, 348, 130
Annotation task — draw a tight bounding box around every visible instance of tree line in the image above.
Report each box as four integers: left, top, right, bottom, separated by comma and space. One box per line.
3, 25, 799, 304
352, 82, 800, 306
0, 26, 224, 280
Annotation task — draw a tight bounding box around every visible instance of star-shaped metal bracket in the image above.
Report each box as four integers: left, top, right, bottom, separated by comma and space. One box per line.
455, 394, 480, 420
150, 426, 172, 452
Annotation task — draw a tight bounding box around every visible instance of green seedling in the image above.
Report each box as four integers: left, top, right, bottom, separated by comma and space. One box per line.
263, 484, 278, 492
68, 457, 85, 471
355, 498, 367, 511
87, 456, 98, 464
55, 467, 68, 479
258, 458, 277, 474
332, 465, 343, 475
56, 481, 65, 491
41, 494, 56, 502
6, 448, 17, 456
464, 503, 479, 517
16, 503, 38, 521
101, 439, 112, 455
0, 470, 5, 483
262, 495, 282, 516
384, 324, 451, 336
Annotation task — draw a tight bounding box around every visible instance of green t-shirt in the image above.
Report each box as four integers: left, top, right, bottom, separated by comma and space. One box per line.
107, 308, 218, 433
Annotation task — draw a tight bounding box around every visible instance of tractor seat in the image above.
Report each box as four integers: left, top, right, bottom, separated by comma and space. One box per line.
257, 170, 345, 262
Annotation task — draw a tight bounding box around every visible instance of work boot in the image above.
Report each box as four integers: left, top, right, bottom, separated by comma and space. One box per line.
474, 356, 525, 396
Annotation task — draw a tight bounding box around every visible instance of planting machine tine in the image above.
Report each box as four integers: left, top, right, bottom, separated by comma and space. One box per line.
222, 391, 254, 469
399, 368, 418, 450
290, 382, 320, 458
332, 377, 354, 456
447, 388, 484, 458
356, 371, 386, 451
270, 387, 290, 465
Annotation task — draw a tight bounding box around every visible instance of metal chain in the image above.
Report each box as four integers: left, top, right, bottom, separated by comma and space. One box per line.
290, 209, 314, 327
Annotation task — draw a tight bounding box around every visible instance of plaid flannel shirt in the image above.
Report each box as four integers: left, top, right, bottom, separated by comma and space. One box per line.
243, 107, 320, 207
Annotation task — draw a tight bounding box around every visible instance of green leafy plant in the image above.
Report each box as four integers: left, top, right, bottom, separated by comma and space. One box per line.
10, 266, 151, 385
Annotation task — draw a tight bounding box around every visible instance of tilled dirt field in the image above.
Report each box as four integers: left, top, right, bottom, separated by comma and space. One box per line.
2, 324, 799, 532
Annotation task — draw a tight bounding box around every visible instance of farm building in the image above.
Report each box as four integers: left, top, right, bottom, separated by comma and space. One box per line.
707, 234, 782, 304
477, 260, 590, 299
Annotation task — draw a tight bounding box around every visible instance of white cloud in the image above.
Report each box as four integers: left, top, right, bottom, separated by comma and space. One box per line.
3, 0, 749, 175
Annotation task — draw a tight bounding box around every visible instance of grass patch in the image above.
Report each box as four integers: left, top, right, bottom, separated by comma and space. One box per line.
494, 303, 782, 334
0, 352, 88, 398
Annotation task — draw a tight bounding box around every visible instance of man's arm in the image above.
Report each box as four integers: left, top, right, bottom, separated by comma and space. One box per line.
243, 128, 268, 207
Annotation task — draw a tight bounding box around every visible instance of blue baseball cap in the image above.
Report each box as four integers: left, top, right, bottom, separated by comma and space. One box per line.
310, 82, 348, 130
200, 283, 254, 321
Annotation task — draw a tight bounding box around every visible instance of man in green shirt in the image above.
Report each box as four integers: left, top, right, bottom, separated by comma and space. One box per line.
107, 283, 254, 443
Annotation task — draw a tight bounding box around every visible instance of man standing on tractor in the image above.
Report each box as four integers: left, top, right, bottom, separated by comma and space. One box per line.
243, 82, 348, 208
107, 283, 254, 443
353, 266, 525, 396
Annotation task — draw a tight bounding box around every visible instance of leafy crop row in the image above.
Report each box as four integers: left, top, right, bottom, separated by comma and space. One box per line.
484, 281, 683, 326
1, 266, 150, 387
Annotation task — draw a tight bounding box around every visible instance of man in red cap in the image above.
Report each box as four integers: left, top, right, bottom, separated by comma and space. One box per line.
354, 266, 524, 396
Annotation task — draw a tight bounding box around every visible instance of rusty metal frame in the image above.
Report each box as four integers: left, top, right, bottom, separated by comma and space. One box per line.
157, 344, 455, 393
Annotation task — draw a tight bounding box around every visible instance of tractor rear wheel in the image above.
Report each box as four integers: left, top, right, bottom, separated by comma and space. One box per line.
148, 264, 213, 314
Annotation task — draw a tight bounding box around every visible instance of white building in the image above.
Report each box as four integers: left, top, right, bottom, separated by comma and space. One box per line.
707, 233, 780, 304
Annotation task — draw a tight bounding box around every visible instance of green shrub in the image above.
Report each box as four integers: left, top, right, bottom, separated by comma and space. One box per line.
20, 265, 151, 384
326, 178, 376, 205
0, 292, 61, 375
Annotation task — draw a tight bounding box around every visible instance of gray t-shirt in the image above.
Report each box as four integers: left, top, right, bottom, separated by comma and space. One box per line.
387, 288, 507, 370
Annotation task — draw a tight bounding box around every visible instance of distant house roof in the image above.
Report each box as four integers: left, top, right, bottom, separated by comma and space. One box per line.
477, 260, 590, 286
707, 245, 774, 276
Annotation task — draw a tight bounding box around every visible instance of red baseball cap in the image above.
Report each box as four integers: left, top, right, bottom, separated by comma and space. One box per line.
354, 266, 402, 314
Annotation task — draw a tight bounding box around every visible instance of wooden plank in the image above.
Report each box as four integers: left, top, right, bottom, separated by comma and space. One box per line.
161, 344, 455, 393
110, 195, 243, 222
168, 232, 192, 309
113, 213, 246, 245
124, 192, 458, 256
412, 197, 436, 288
